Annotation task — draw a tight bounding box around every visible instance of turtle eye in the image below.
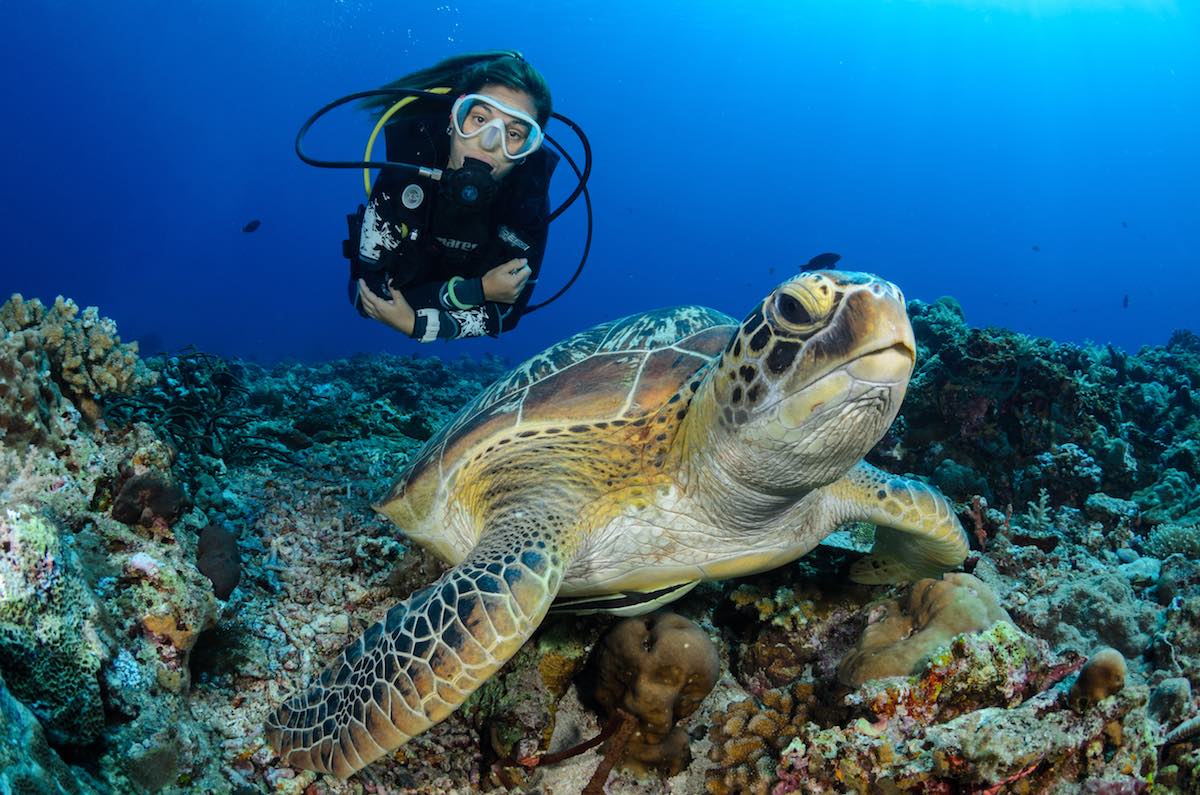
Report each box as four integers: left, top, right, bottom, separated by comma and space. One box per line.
774, 293, 813, 326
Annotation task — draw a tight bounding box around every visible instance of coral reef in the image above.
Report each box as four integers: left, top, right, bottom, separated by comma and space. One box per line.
0, 505, 110, 745
880, 296, 1198, 518
1015, 571, 1159, 658
0, 669, 104, 794
844, 620, 1071, 726
777, 685, 1156, 794
1, 290, 1197, 794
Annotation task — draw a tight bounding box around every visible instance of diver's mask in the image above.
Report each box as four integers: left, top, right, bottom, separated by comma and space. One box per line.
450, 93, 544, 160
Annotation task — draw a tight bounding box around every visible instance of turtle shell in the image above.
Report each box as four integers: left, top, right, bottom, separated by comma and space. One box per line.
376, 305, 735, 526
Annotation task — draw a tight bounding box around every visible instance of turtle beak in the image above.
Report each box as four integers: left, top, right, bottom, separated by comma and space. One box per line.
846, 343, 914, 384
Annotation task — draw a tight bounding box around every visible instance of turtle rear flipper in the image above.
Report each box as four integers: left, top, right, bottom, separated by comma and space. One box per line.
823, 462, 970, 585
266, 519, 571, 778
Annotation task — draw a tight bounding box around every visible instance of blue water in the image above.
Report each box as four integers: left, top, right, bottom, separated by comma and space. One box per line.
3, 1, 1196, 366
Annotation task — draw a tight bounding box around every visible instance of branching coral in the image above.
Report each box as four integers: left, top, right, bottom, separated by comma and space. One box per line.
705, 681, 815, 795
1, 294, 155, 425
1020, 487, 1053, 532
1142, 522, 1200, 559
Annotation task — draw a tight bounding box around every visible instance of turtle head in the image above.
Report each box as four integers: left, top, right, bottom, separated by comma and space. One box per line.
710, 270, 915, 491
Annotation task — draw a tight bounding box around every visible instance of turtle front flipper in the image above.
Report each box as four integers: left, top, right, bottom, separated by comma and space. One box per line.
823, 461, 970, 584
265, 522, 571, 778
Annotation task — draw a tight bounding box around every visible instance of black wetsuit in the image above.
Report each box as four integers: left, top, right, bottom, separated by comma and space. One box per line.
345, 114, 556, 341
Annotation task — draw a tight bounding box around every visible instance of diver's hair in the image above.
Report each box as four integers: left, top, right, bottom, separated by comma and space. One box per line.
363, 51, 553, 127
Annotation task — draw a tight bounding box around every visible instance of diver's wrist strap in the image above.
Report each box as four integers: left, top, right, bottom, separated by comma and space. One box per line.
442, 276, 483, 310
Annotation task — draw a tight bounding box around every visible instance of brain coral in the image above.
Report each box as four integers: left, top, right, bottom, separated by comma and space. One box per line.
838, 573, 1011, 687
1068, 647, 1126, 712
592, 612, 720, 776
0, 505, 110, 744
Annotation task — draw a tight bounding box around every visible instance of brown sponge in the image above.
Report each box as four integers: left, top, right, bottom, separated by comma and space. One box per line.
1068, 647, 1126, 711
591, 611, 720, 776
838, 572, 1011, 687
196, 523, 241, 600
111, 471, 184, 528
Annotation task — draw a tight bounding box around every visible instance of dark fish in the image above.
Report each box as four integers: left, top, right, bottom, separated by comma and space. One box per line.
1122, 294, 1130, 309
1122, 221, 1128, 228
136, 332, 165, 354
801, 252, 842, 271
242, 219, 262, 233
1032, 244, 1040, 252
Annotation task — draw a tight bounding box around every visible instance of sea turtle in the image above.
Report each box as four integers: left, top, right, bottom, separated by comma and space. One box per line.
266, 270, 970, 778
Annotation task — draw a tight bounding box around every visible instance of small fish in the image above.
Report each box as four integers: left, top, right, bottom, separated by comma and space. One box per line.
1121, 221, 1128, 228
801, 252, 842, 272
1122, 294, 1130, 309
242, 219, 262, 233
1032, 244, 1040, 252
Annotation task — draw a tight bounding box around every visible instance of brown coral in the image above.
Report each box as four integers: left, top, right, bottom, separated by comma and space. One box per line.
837, 572, 1011, 687
0, 294, 154, 437
1068, 647, 1126, 712
0, 317, 77, 448
591, 611, 720, 776
705, 681, 814, 795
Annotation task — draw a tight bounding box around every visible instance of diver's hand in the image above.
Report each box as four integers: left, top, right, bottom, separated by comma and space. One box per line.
482, 258, 531, 304
358, 278, 415, 336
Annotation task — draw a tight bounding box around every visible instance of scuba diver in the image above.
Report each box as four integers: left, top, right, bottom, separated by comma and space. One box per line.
297, 51, 590, 343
